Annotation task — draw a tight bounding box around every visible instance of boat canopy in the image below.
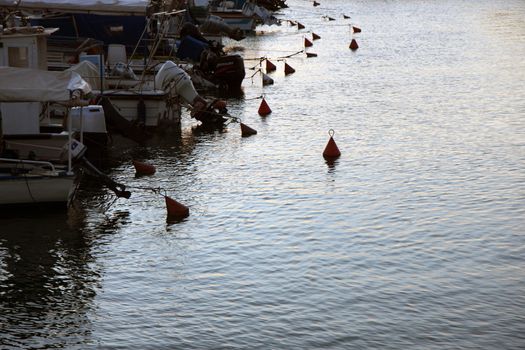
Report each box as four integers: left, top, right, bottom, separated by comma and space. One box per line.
0, 0, 150, 16
0, 67, 91, 102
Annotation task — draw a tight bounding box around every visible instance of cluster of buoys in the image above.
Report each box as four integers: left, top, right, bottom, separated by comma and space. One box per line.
250, 4, 349, 162
126, 2, 354, 223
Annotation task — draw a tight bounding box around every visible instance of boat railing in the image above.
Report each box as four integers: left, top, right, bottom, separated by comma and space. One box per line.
0, 157, 57, 172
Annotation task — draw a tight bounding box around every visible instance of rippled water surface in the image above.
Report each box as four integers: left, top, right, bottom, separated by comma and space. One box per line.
1, 0, 525, 348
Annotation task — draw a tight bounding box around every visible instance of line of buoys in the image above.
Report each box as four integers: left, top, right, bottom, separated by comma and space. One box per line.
323, 129, 341, 159
304, 37, 313, 47
353, 26, 361, 33
312, 32, 321, 40
349, 38, 359, 50
265, 58, 276, 72
262, 72, 274, 85
258, 97, 272, 116
165, 195, 189, 220
306, 52, 318, 58
132, 160, 156, 175
240, 122, 258, 137
297, 22, 305, 30
284, 62, 296, 75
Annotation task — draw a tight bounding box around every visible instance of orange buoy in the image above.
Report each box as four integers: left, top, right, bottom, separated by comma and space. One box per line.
265, 59, 276, 72
240, 122, 257, 137
323, 129, 341, 159
262, 72, 274, 86
258, 97, 272, 116
132, 160, 156, 175
304, 38, 313, 47
165, 195, 189, 219
312, 32, 321, 40
297, 22, 305, 30
349, 39, 359, 50
284, 62, 296, 75
306, 52, 318, 58
353, 26, 361, 33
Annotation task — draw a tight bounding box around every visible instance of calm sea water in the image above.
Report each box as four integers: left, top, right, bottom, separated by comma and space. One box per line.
1, 0, 525, 348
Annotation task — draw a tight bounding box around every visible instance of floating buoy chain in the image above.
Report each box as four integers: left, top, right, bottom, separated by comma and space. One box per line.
126, 185, 165, 196
246, 57, 267, 70
244, 95, 264, 101
276, 50, 305, 60
244, 56, 268, 61
248, 68, 262, 79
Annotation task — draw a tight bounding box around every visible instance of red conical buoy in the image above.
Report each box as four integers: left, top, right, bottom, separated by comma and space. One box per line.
304, 38, 313, 47
297, 22, 305, 30
312, 32, 321, 40
165, 195, 189, 219
353, 26, 361, 33
313, 1, 320, 7
284, 62, 296, 75
323, 129, 341, 159
240, 122, 257, 137
327, 16, 335, 21
132, 160, 156, 175
349, 39, 359, 50
265, 59, 276, 72
258, 98, 272, 116
306, 52, 318, 58
343, 14, 350, 19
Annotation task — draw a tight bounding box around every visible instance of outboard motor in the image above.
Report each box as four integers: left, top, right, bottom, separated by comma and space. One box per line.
204, 54, 245, 91
155, 61, 200, 105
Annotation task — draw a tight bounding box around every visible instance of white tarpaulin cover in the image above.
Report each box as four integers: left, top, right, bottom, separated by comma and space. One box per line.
0, 0, 150, 15
0, 67, 91, 102
66, 61, 102, 90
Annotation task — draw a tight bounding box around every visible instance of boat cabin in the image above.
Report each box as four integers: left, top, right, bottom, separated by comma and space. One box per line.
0, 26, 56, 69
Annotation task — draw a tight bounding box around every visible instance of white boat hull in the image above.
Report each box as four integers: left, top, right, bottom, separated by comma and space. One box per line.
0, 174, 75, 205
99, 90, 181, 127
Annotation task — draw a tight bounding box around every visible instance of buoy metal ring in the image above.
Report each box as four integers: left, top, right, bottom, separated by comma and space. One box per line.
328, 129, 335, 137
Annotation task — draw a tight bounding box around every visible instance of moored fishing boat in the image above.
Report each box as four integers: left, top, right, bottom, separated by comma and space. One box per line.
0, 66, 131, 207
0, 158, 77, 206
0, 66, 89, 207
